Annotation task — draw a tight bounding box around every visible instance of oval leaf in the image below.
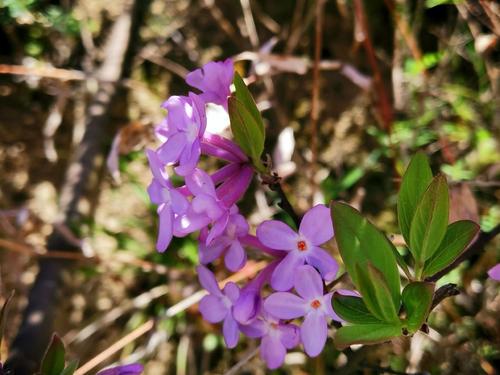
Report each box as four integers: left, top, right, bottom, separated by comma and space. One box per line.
402, 282, 434, 333
423, 220, 479, 277
331, 202, 401, 307
397, 152, 433, 243
332, 293, 382, 324
41, 334, 66, 375
409, 174, 449, 264
355, 263, 400, 323
334, 323, 402, 350
233, 72, 265, 138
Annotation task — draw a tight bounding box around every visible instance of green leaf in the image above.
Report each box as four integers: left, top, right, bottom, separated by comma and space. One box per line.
397, 152, 433, 244
331, 202, 401, 307
402, 282, 434, 333
40, 334, 66, 375
232, 72, 265, 138
60, 360, 79, 375
332, 294, 382, 324
228, 96, 265, 171
409, 174, 449, 265
355, 263, 400, 323
423, 220, 479, 277
334, 323, 403, 350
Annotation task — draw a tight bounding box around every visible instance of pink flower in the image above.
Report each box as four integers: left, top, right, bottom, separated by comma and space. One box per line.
264, 265, 339, 357
256, 204, 338, 291
488, 263, 500, 281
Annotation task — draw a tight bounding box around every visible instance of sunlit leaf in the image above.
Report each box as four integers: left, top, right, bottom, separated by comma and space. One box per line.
40, 334, 66, 375
402, 282, 434, 333
332, 294, 381, 324
334, 323, 402, 350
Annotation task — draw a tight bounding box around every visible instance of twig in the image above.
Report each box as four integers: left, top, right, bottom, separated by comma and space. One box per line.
223, 346, 259, 375
309, 0, 325, 205
262, 173, 300, 227
240, 0, 259, 49
430, 283, 460, 311
353, 0, 393, 131
426, 224, 500, 282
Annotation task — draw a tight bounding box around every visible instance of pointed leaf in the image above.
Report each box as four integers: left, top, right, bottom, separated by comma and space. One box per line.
398, 152, 433, 243
332, 294, 382, 324
233, 73, 264, 138
228, 96, 265, 170
355, 263, 400, 323
334, 323, 402, 350
41, 334, 66, 375
402, 282, 434, 333
409, 174, 449, 263
60, 360, 79, 375
331, 202, 401, 307
423, 220, 479, 277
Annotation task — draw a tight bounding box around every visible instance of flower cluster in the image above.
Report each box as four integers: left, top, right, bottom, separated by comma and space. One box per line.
147, 59, 343, 368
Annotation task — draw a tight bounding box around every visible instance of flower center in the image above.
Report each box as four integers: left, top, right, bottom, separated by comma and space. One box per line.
297, 240, 307, 251
310, 299, 321, 309
270, 322, 279, 330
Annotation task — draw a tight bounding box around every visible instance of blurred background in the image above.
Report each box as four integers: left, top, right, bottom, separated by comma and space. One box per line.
0, 0, 499, 374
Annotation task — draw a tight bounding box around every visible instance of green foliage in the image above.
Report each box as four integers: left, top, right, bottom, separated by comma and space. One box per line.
402, 282, 434, 333
409, 174, 450, 265
40, 335, 66, 375
332, 294, 381, 325
335, 323, 403, 350
331, 202, 400, 307
228, 73, 266, 172
423, 220, 479, 277
397, 152, 433, 244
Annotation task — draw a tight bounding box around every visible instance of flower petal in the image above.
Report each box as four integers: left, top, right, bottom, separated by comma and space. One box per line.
206, 213, 229, 244
175, 139, 201, 176
293, 265, 324, 300
233, 290, 261, 325
156, 205, 173, 252
147, 180, 166, 205
185, 168, 216, 196
224, 240, 247, 271
261, 335, 286, 370
279, 323, 300, 349
264, 292, 306, 319
223, 315, 239, 348
305, 246, 338, 282
223, 281, 240, 303
301, 312, 327, 357
271, 251, 304, 291
256, 220, 298, 251
157, 132, 185, 164
199, 294, 227, 323
488, 263, 500, 281
169, 188, 189, 214
146, 148, 169, 184
322, 292, 340, 321
199, 235, 230, 264
197, 265, 222, 296
238, 318, 266, 338
299, 204, 334, 245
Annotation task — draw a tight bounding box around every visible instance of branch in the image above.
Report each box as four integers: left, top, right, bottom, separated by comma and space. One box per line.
262, 173, 300, 227
430, 283, 460, 311
426, 224, 500, 282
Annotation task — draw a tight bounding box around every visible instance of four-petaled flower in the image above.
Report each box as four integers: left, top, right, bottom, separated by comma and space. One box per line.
257, 204, 338, 291
240, 309, 300, 369
197, 265, 240, 348
264, 265, 339, 357
146, 149, 188, 251
157, 93, 206, 176
186, 59, 234, 107
199, 212, 249, 271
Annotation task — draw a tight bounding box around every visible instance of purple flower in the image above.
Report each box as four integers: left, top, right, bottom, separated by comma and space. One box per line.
96, 363, 144, 375
240, 310, 299, 369
146, 149, 189, 251
197, 265, 240, 348
488, 263, 500, 281
156, 93, 207, 176
199, 212, 249, 271
186, 59, 234, 107
264, 265, 339, 357
256, 204, 338, 291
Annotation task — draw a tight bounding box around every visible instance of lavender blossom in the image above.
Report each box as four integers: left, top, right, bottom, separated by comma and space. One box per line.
257, 204, 338, 291
156, 93, 206, 176
197, 265, 240, 348
240, 309, 300, 369
146, 149, 189, 251
264, 265, 339, 357
199, 212, 249, 271
186, 59, 234, 107
488, 263, 500, 281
